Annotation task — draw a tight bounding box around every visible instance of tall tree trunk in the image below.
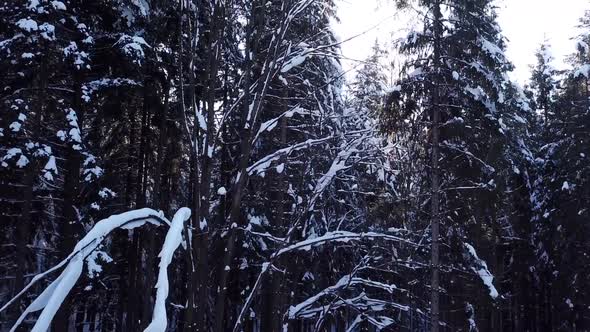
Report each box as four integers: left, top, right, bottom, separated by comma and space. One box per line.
194, 2, 225, 330
138, 80, 156, 330
136, 80, 150, 210
177, 0, 202, 328
261, 95, 288, 331
15, 58, 46, 327
54, 82, 85, 330
14, 166, 33, 302
213, 70, 252, 332
125, 98, 140, 331
214, 2, 267, 329
430, 1, 442, 331
147, 77, 172, 330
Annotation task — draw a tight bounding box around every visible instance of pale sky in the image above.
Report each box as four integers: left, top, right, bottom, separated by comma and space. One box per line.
334, 0, 590, 84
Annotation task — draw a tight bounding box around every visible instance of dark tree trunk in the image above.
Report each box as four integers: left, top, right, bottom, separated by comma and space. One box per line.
53, 69, 86, 332
261, 96, 288, 332
430, 1, 442, 331
125, 97, 140, 331
214, 2, 268, 329
194, 2, 224, 330
139, 80, 155, 330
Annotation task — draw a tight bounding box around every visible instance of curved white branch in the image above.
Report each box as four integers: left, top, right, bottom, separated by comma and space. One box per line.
144, 207, 192, 332
247, 137, 333, 176
5, 208, 169, 332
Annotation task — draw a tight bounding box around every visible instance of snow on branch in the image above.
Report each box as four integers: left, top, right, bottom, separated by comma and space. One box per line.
242, 0, 316, 132
253, 105, 309, 142
82, 78, 140, 103
345, 314, 396, 332
464, 243, 499, 299
478, 36, 506, 62
442, 142, 496, 174
232, 262, 272, 332
275, 231, 418, 258
233, 129, 414, 330
1, 208, 183, 332
247, 137, 333, 176
289, 275, 352, 319
288, 272, 409, 332
231, 229, 417, 331
115, 34, 151, 64
144, 208, 192, 332
288, 274, 407, 319
303, 293, 399, 319
306, 135, 366, 212
281, 47, 313, 73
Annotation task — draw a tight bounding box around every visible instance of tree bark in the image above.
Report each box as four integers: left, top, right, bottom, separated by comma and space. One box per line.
193, 2, 225, 330
138, 80, 155, 330
262, 94, 288, 332
430, 1, 442, 331
213, 2, 260, 329
125, 93, 140, 331
54, 71, 86, 331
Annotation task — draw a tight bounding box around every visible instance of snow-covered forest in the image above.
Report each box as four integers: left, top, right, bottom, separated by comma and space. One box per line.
1, 0, 590, 331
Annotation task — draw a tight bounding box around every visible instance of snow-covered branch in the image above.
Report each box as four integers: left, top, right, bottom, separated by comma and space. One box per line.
275, 231, 418, 258
464, 243, 499, 299
144, 208, 192, 332
247, 137, 333, 176
2, 208, 193, 332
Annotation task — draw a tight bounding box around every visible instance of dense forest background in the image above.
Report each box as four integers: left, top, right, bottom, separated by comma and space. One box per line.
1, 0, 590, 331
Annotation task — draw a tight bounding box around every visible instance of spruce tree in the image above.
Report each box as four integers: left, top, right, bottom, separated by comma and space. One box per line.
383, 0, 534, 329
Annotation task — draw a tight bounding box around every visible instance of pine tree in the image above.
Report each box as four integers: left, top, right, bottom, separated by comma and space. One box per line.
530, 11, 590, 330
530, 43, 559, 133
383, 0, 535, 329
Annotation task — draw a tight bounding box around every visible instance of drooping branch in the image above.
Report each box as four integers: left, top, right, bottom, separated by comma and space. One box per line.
246, 136, 334, 177
144, 207, 192, 332
231, 229, 420, 332
2, 208, 176, 332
